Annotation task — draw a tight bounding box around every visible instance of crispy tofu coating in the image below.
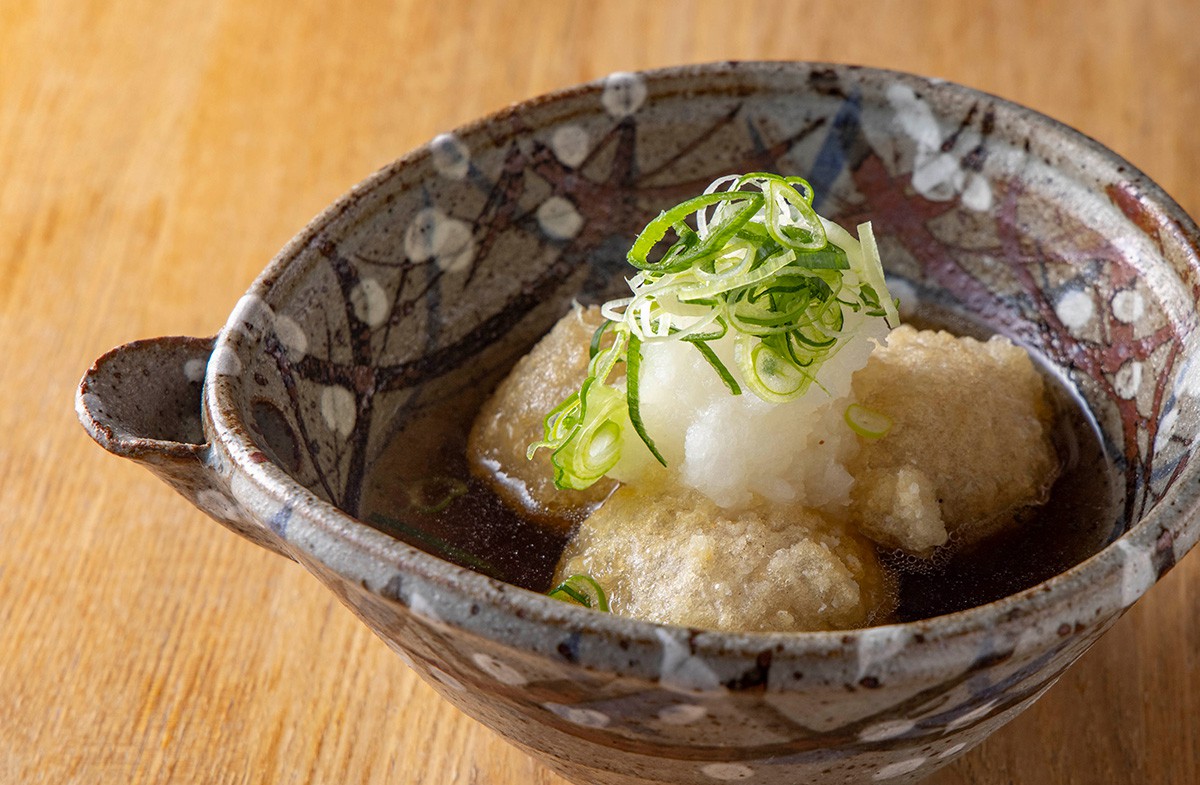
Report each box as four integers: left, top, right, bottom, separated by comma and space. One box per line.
474, 308, 1059, 631
850, 325, 1058, 554
467, 305, 615, 528
555, 482, 893, 632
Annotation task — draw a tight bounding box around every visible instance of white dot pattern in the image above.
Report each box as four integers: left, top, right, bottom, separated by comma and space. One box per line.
1054, 288, 1094, 332
536, 196, 583, 240
430, 133, 470, 180
1155, 405, 1179, 453
873, 757, 927, 780
602, 71, 647, 118
404, 207, 475, 272
274, 314, 308, 355
228, 294, 273, 337
657, 703, 707, 725
1112, 289, 1145, 323
938, 742, 968, 760
859, 718, 915, 742
471, 652, 528, 686
183, 358, 206, 382
656, 629, 722, 692
405, 208, 442, 262
434, 220, 475, 272
961, 172, 993, 211
1116, 539, 1156, 606
946, 699, 998, 731
551, 124, 590, 167
887, 83, 991, 210
700, 763, 755, 781
320, 385, 357, 436
543, 702, 611, 728
1114, 360, 1142, 399
351, 277, 390, 327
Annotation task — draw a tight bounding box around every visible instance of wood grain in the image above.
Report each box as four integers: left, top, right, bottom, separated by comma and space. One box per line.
2, 1, 1198, 782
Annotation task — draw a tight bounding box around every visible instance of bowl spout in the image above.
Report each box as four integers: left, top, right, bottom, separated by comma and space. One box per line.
76, 335, 292, 559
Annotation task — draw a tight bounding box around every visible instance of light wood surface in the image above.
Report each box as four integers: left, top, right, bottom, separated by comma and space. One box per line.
3, 1, 1199, 782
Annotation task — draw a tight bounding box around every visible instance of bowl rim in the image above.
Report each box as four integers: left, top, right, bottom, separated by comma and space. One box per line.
204, 60, 1200, 675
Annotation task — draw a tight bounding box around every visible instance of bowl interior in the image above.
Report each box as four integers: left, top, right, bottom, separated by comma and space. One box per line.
219, 63, 1200, 610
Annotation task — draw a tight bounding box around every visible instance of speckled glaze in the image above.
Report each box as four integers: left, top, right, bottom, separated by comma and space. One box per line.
78, 63, 1200, 784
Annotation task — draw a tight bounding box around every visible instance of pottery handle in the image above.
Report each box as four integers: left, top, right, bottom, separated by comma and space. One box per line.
76, 336, 293, 560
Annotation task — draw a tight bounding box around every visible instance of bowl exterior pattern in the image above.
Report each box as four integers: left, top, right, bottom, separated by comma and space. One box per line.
82, 63, 1200, 784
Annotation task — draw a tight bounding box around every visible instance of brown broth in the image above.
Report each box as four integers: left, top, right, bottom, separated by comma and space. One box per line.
360, 391, 576, 592
882, 362, 1119, 621
359, 311, 1122, 622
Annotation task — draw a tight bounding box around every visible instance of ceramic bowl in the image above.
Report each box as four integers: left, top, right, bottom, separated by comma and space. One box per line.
77, 62, 1200, 784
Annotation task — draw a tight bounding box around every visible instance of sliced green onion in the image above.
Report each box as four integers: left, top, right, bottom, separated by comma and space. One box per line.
853, 222, 900, 327
668, 195, 763, 271
548, 573, 610, 611
526, 391, 581, 460
529, 173, 898, 490
589, 318, 612, 360
844, 403, 894, 439
628, 192, 761, 271
739, 335, 811, 402
404, 477, 469, 514
678, 249, 796, 300
549, 382, 626, 489
764, 179, 826, 251
686, 338, 742, 395
625, 334, 667, 466
794, 243, 849, 271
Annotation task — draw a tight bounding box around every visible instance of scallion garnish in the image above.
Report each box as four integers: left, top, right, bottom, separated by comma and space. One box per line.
548, 574, 610, 611
844, 403, 894, 440
625, 333, 666, 467
404, 476, 470, 514
529, 173, 898, 490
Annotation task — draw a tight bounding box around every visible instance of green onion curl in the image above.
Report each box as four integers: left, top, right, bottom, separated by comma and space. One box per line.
548, 574, 610, 611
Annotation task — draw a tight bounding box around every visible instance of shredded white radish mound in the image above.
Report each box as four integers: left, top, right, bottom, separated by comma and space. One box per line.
609, 310, 889, 510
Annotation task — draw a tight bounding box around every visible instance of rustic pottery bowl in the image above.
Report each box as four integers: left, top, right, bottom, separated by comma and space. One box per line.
78, 62, 1200, 784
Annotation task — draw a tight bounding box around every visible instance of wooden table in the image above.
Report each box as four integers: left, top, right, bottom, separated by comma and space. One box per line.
3, 1, 1198, 782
